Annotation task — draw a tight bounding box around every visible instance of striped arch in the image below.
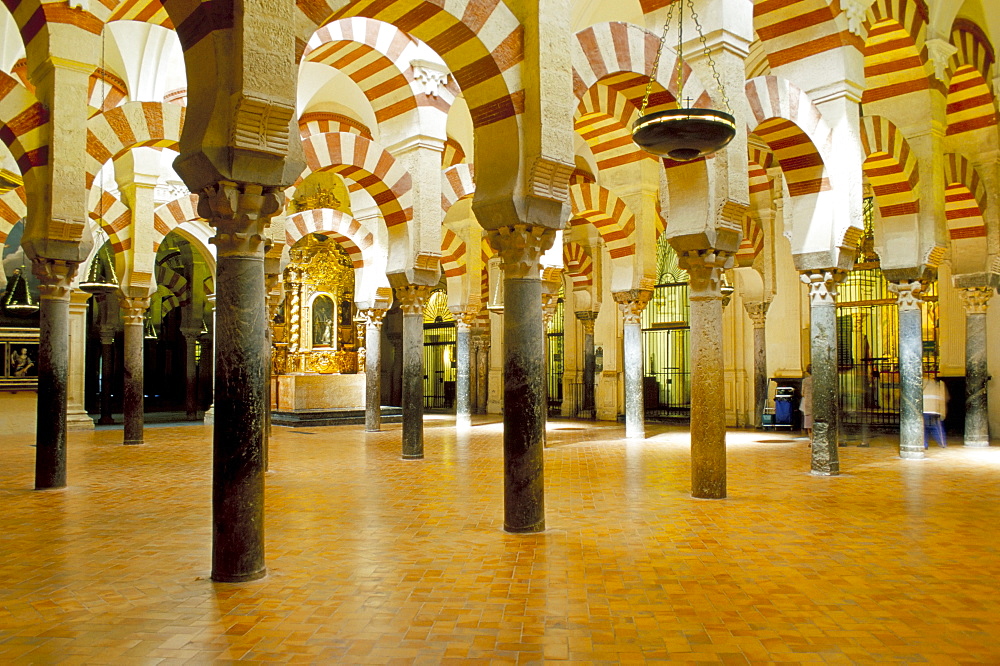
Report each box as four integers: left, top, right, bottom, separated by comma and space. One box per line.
442, 163, 475, 215
0, 72, 49, 175
946, 20, 996, 137
949, 19, 995, 85
299, 111, 372, 140
285, 208, 374, 270
0, 1, 110, 69
859, 115, 920, 219
86, 101, 184, 187
736, 214, 764, 268
89, 191, 133, 253
751, 0, 859, 70
88, 68, 129, 116
944, 153, 987, 217
862, 0, 932, 105
156, 261, 190, 316
563, 242, 593, 289
739, 159, 770, 268
440, 227, 466, 279
299, 132, 412, 229
152, 194, 202, 253
745, 77, 833, 197
442, 137, 466, 168
107, 0, 173, 28
569, 183, 636, 259
943, 153, 988, 274
304, 18, 454, 125
0, 187, 27, 242
747, 145, 774, 213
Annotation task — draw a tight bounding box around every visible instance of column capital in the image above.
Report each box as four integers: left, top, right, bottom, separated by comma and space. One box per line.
120, 297, 150, 325
744, 301, 769, 328
360, 307, 389, 328
958, 286, 993, 315
32, 258, 79, 301
613, 289, 652, 325
888, 280, 925, 312
681, 250, 731, 300
486, 224, 556, 280
395, 284, 433, 316
200, 181, 284, 257
575, 310, 598, 335
800, 269, 847, 304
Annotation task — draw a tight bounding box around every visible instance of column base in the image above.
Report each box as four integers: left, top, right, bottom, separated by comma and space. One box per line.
964, 440, 990, 448
203, 407, 215, 425
504, 522, 545, 534
67, 411, 95, 431
899, 449, 925, 460
123, 440, 144, 446
456, 414, 471, 429
211, 568, 267, 583
402, 453, 424, 460
97, 416, 115, 426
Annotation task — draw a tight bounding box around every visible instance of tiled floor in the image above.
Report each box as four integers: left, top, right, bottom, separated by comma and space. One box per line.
0, 417, 998, 664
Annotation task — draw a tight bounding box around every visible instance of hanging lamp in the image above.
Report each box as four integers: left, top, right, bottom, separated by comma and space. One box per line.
3, 266, 38, 315
632, 0, 736, 161
144, 311, 158, 340
80, 244, 120, 294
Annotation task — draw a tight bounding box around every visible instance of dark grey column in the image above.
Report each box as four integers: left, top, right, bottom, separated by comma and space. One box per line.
204, 182, 281, 583
183, 331, 199, 420
576, 312, 597, 417
614, 291, 651, 440
98, 329, 115, 426
960, 287, 992, 447
396, 285, 431, 459
456, 317, 472, 428
32, 259, 78, 489
202, 294, 216, 424
685, 253, 728, 499
744, 302, 769, 428
475, 332, 490, 414
363, 308, 387, 432
469, 336, 479, 416
801, 270, 845, 475
121, 296, 149, 446
489, 225, 555, 533
891, 281, 925, 459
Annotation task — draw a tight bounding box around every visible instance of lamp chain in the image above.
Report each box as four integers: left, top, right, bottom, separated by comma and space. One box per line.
688, 0, 732, 114
639, 1, 675, 117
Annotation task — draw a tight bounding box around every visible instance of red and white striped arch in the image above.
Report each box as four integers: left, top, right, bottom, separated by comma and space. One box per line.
89, 190, 133, 253
0, 186, 26, 242
299, 111, 372, 141
736, 213, 765, 268
285, 208, 374, 271
946, 20, 996, 138
88, 68, 129, 116
440, 227, 466, 279
862, 0, 933, 106
299, 132, 412, 230
943, 153, 988, 274
156, 262, 189, 316
569, 182, 636, 260
859, 115, 920, 220
442, 137, 466, 168
107, 0, 173, 28
0, 72, 49, 176
441, 163, 475, 216
86, 101, 184, 188
738, 159, 770, 268
751, 0, 859, 71
563, 242, 593, 290
152, 194, 202, 252
745, 76, 833, 198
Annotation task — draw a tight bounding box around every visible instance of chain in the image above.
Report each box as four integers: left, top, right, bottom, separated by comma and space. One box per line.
639, 1, 675, 117
676, 0, 684, 108
688, 0, 731, 113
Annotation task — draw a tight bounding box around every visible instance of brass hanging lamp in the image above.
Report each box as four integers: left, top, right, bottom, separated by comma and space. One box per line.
144, 310, 158, 340
3, 265, 38, 315
79, 243, 119, 294
632, 0, 736, 161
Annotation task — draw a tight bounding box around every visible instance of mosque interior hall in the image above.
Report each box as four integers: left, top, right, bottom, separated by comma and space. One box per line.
0, 0, 999, 662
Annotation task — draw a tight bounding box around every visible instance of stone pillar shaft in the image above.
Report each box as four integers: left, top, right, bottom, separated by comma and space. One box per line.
33, 259, 77, 489
745, 303, 768, 428
456, 320, 472, 428
363, 309, 387, 432
184, 334, 199, 420
397, 286, 431, 459
577, 312, 597, 416
475, 335, 489, 414
614, 292, 651, 440
960, 288, 992, 447
802, 270, 844, 475
891, 281, 924, 459
98, 332, 115, 425
121, 298, 149, 446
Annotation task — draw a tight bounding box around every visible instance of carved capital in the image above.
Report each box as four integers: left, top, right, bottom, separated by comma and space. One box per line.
800, 269, 847, 305
576, 310, 598, 335
843, 0, 875, 36
395, 285, 433, 316
925, 38, 958, 82
32, 258, 79, 301
744, 301, 769, 328
888, 280, 924, 312
486, 225, 557, 280
121, 297, 151, 325
613, 289, 652, 325
200, 181, 284, 257
682, 250, 730, 300
361, 307, 388, 329
958, 287, 993, 315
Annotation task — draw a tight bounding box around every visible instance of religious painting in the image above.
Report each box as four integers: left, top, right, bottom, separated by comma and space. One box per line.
0, 330, 39, 389
312, 295, 335, 348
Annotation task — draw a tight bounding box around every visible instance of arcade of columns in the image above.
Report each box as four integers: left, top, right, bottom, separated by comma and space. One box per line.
0, 0, 996, 581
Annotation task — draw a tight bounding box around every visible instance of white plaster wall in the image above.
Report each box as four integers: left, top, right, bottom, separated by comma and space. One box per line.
766, 234, 807, 377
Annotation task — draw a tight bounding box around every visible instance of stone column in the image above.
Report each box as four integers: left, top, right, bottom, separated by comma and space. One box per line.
455, 313, 475, 428
684, 251, 730, 498
959, 287, 992, 447
890, 281, 925, 459
475, 331, 490, 414
361, 307, 387, 432
182, 330, 200, 420
201, 181, 281, 583
120, 296, 149, 446
613, 290, 652, 440
32, 259, 79, 489
97, 327, 115, 426
202, 294, 216, 425
744, 302, 769, 428
576, 311, 597, 417
469, 335, 479, 416
800, 270, 846, 475
67, 290, 95, 430
395, 285, 432, 459
488, 225, 556, 533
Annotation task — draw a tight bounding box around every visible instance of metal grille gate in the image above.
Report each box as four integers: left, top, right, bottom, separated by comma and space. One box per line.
547, 297, 564, 414
642, 283, 692, 419
423, 322, 456, 409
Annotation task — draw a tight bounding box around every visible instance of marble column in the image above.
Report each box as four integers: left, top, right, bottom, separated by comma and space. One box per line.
800, 270, 845, 475
362, 307, 387, 432
890, 281, 925, 459
469, 336, 479, 416
203, 182, 281, 583
475, 332, 490, 414
182, 330, 200, 420
395, 285, 432, 459
488, 225, 556, 533
576, 311, 597, 417
684, 251, 729, 499
202, 294, 216, 425
120, 296, 149, 446
32, 259, 79, 490
67, 290, 95, 430
613, 291, 652, 440
97, 328, 115, 425
959, 287, 992, 447
744, 302, 769, 428
455, 314, 474, 429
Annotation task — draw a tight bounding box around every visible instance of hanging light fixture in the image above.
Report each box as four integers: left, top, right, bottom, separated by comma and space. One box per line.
144, 311, 158, 340
79, 243, 120, 294
632, 0, 736, 161
3, 266, 38, 316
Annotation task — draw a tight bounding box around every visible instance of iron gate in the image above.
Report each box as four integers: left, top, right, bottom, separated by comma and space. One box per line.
423, 322, 456, 409
642, 282, 691, 419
